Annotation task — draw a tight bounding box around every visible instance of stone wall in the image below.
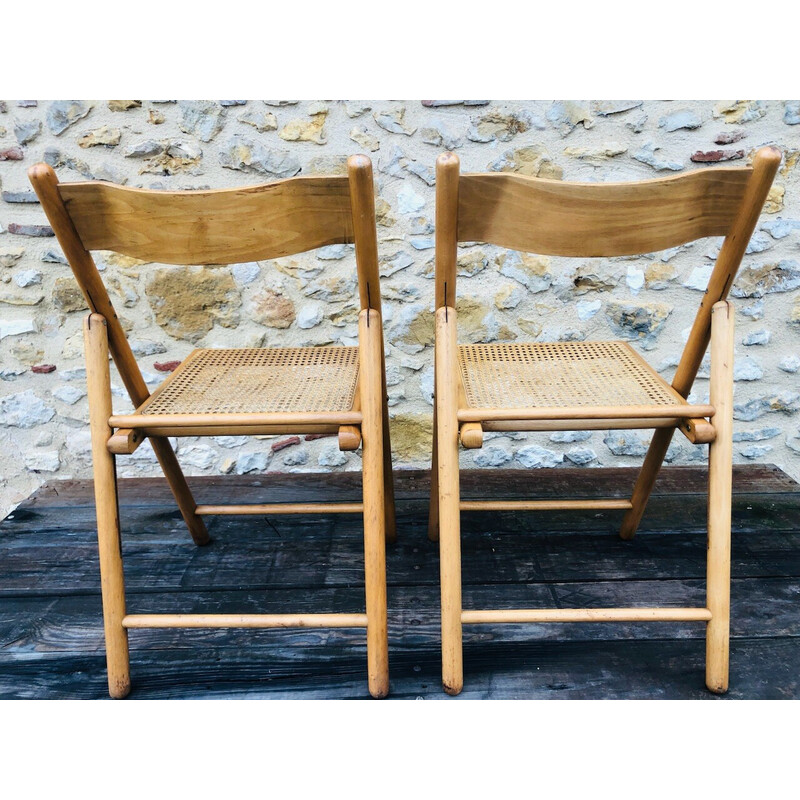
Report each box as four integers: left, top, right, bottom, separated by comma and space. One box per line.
1, 99, 798, 515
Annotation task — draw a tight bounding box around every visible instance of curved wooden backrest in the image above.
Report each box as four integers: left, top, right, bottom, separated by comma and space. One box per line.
457, 168, 753, 257
58, 176, 355, 265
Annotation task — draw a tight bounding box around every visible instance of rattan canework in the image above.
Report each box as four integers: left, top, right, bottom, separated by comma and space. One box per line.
458, 341, 682, 410
140, 347, 359, 416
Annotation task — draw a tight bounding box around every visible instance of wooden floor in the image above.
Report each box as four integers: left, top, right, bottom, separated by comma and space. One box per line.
1, 464, 798, 700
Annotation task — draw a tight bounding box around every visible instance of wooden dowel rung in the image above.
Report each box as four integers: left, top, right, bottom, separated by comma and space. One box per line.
109, 410, 363, 429
461, 607, 712, 624
460, 499, 633, 511
107, 428, 144, 455
122, 613, 368, 629
458, 404, 715, 423
195, 503, 364, 515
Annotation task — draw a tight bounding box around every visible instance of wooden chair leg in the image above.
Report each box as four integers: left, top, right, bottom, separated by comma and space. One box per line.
381, 375, 397, 545
436, 307, 463, 695
706, 301, 735, 693
84, 314, 130, 699
428, 400, 440, 542
360, 309, 389, 698
619, 427, 675, 540
149, 437, 210, 546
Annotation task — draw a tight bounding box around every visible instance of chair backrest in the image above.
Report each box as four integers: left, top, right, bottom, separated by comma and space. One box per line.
435, 147, 781, 399
29, 155, 381, 409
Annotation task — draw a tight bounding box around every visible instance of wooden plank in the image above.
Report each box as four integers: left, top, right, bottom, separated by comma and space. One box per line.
1, 637, 797, 699
17, 465, 798, 512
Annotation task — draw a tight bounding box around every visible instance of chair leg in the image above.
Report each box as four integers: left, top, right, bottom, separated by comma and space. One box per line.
360, 310, 389, 698
435, 307, 463, 695
381, 381, 397, 545
428, 400, 440, 542
706, 301, 735, 693
619, 427, 675, 540
150, 437, 210, 546
84, 314, 130, 699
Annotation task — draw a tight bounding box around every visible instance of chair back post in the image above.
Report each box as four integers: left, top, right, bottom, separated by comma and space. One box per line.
672, 146, 781, 398
347, 155, 382, 315
27, 163, 150, 407
435, 153, 460, 311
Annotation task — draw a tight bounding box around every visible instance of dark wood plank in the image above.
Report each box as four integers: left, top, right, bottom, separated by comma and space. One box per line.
16, 464, 799, 513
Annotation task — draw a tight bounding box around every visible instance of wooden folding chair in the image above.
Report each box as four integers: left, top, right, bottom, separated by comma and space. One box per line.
29, 155, 396, 699
429, 147, 781, 695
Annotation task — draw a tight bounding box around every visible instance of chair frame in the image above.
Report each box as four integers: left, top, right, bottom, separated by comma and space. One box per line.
429, 147, 781, 695
29, 155, 395, 699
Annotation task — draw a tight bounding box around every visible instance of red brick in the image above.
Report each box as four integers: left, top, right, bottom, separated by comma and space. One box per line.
31, 364, 56, 374
690, 149, 745, 163
154, 360, 181, 372
271, 436, 301, 452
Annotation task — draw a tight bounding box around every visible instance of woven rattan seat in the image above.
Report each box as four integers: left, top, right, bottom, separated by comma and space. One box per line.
458, 341, 683, 413
139, 347, 359, 416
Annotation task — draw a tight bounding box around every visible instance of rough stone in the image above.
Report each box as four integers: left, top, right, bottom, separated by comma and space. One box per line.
349, 126, 380, 151
231, 262, 260, 285
734, 392, 800, 421
784, 101, 800, 126
469, 109, 541, 143
77, 126, 121, 148
732, 427, 781, 442
238, 109, 278, 133
474, 446, 513, 468
235, 452, 270, 474
565, 447, 597, 465
496, 251, 552, 293
603, 431, 649, 457
373, 106, 416, 136
0, 390, 55, 428
14, 269, 42, 287
344, 102, 371, 117
0, 147, 24, 161
591, 100, 642, 116
0, 288, 44, 306
764, 185, 784, 214
739, 444, 773, 459
683, 265, 713, 291
178, 445, 217, 470
219, 135, 301, 178
52, 278, 88, 312
489, 145, 562, 179
732, 260, 800, 298
714, 129, 746, 144
659, 109, 702, 132
546, 101, 594, 136
146, 267, 241, 342
52, 384, 85, 405
515, 444, 564, 468
317, 443, 348, 467
108, 100, 141, 111
25, 450, 60, 473
713, 100, 766, 124
46, 101, 93, 135
13, 118, 42, 145
778, 355, 800, 374
280, 110, 328, 144
494, 284, 525, 310
633, 142, 683, 171
645, 262, 677, 289
761, 218, 800, 239
563, 143, 627, 163
0, 247, 26, 268
0, 318, 36, 340
420, 119, 466, 150
605, 301, 672, 347
742, 329, 771, 346
550, 430, 592, 443
248, 289, 296, 329
734, 356, 763, 381
397, 185, 425, 214
178, 100, 225, 142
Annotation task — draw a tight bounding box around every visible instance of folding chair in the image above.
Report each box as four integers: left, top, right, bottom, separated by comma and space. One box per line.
29, 155, 395, 699
429, 147, 781, 695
